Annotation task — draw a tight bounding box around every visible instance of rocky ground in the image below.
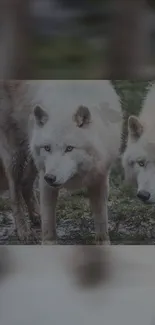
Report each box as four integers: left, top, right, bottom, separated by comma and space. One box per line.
0, 161, 155, 245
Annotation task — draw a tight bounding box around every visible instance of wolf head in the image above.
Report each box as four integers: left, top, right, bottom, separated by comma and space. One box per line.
122, 115, 155, 203
30, 104, 105, 189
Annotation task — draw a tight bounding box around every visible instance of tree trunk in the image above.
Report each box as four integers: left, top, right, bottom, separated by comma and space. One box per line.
106, 0, 151, 78
0, 0, 32, 79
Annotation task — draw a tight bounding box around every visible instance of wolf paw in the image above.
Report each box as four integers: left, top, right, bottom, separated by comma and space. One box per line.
17, 225, 39, 244
95, 234, 111, 246
30, 212, 41, 227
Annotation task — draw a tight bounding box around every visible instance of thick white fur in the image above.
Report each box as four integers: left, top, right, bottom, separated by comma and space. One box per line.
10, 81, 122, 243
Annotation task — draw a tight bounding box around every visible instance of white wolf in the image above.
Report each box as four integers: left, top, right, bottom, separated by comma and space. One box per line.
1, 81, 122, 244
122, 83, 155, 204
27, 81, 122, 244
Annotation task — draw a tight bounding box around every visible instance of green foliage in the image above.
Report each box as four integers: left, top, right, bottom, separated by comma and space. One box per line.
111, 80, 153, 115
111, 80, 154, 152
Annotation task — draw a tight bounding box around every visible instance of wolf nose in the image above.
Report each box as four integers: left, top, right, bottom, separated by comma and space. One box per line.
44, 174, 57, 186
137, 190, 150, 202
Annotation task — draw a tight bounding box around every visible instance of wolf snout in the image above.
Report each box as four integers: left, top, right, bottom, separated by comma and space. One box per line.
44, 174, 58, 187
137, 190, 150, 202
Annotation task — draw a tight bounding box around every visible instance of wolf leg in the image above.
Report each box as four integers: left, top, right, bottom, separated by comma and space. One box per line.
6, 168, 35, 242
21, 158, 40, 227
88, 174, 110, 245
39, 171, 58, 244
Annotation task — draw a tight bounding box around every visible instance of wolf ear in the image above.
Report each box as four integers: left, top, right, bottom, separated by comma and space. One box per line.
33, 105, 48, 126
128, 115, 143, 140
73, 105, 91, 127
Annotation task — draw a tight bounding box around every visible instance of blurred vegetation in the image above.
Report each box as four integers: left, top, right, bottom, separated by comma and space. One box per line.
29, 0, 111, 78
27, 0, 155, 79
112, 81, 153, 152
31, 35, 106, 79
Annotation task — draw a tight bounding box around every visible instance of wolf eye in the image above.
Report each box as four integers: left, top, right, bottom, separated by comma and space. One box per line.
65, 146, 74, 153
138, 160, 145, 167
44, 145, 51, 152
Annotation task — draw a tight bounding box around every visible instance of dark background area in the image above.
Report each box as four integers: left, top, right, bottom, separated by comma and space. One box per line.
1, 0, 155, 79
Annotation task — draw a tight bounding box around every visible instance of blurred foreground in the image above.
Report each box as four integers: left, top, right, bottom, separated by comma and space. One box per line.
0, 246, 155, 325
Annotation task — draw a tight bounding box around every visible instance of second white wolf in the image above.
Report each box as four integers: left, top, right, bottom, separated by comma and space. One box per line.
122, 83, 155, 204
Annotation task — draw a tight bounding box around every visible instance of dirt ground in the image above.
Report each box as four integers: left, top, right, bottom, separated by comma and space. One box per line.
0, 161, 155, 245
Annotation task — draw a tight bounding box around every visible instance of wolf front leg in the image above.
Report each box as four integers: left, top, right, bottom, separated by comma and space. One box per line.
6, 168, 35, 243
1, 150, 37, 243
88, 175, 110, 245
21, 158, 40, 227
39, 172, 58, 244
